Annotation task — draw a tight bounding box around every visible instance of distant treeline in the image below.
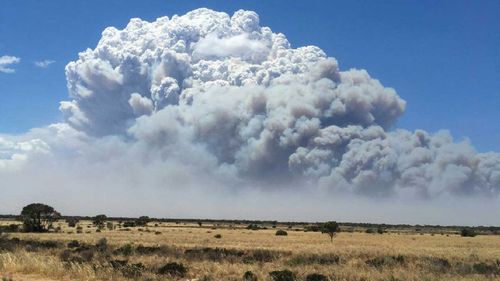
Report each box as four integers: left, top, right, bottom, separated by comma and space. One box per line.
1, 214, 498, 232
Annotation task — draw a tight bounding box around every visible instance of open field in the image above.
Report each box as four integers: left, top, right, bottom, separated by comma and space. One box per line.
1, 220, 499, 281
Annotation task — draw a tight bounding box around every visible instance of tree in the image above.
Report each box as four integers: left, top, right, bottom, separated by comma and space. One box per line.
321, 221, 340, 242
21, 203, 60, 232
461, 228, 477, 237
66, 218, 79, 228
135, 216, 150, 227
93, 214, 107, 229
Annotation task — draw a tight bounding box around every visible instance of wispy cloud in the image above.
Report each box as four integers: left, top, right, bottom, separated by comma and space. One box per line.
34, 59, 55, 68
0, 55, 21, 73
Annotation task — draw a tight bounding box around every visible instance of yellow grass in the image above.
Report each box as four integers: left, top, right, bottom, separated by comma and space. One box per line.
1, 220, 499, 281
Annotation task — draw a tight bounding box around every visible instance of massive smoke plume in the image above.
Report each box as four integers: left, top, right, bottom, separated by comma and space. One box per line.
1, 9, 499, 222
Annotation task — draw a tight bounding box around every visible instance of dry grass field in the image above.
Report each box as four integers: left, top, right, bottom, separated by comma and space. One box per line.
1, 220, 499, 281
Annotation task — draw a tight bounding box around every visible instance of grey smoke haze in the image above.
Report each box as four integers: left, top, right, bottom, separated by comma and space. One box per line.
1, 9, 499, 225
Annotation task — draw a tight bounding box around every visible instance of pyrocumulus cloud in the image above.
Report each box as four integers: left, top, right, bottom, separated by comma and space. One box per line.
1, 9, 499, 223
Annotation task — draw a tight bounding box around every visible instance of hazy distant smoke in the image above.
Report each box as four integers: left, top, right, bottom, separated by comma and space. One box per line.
2, 9, 499, 200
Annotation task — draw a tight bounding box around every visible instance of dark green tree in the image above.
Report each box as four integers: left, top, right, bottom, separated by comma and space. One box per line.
321, 221, 340, 242
93, 214, 107, 229
21, 203, 60, 232
135, 216, 150, 227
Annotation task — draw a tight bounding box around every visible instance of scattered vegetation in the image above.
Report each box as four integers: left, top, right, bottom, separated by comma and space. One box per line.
1, 207, 499, 280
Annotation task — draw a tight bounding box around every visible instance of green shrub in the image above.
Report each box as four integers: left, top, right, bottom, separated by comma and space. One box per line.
275, 230, 288, 236
427, 257, 451, 272
66, 218, 78, 228
106, 222, 114, 230
114, 243, 133, 256
286, 254, 340, 266
366, 255, 406, 268
96, 238, 107, 252
461, 228, 477, 237
122, 263, 145, 278
243, 271, 258, 281
67, 240, 80, 248
247, 224, 261, 230
306, 273, 328, 281
304, 225, 321, 232
158, 262, 188, 277
123, 221, 136, 228
472, 262, 499, 275
269, 270, 295, 281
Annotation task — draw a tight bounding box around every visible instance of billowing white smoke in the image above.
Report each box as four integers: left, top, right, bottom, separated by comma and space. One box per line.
1, 9, 499, 213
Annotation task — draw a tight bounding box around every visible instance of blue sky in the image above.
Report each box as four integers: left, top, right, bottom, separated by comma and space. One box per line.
1, 0, 499, 152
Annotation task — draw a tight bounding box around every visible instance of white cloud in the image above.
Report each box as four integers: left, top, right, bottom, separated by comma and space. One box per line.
0, 55, 20, 73
0, 9, 498, 223
34, 59, 55, 68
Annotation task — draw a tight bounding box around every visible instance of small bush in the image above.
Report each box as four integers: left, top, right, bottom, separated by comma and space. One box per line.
80, 249, 95, 262
67, 240, 80, 248
122, 263, 145, 278
461, 228, 477, 237
365, 228, 376, 234
269, 270, 295, 281
66, 218, 78, 228
275, 230, 288, 236
96, 238, 108, 252
123, 221, 136, 228
24, 240, 60, 252
247, 224, 261, 230
106, 222, 114, 230
0, 224, 20, 233
472, 262, 499, 275
286, 254, 340, 266
0, 234, 17, 252
110, 259, 128, 269
251, 249, 280, 263
114, 243, 133, 256
136, 245, 162, 255
377, 228, 385, 234
185, 247, 244, 262
214, 234, 222, 239
427, 257, 451, 272
158, 262, 188, 277
306, 273, 328, 281
304, 225, 321, 232
366, 255, 405, 268
243, 271, 258, 281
